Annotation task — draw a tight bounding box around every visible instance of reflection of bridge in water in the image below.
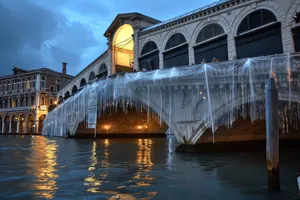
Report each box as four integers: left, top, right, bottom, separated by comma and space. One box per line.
42, 53, 300, 145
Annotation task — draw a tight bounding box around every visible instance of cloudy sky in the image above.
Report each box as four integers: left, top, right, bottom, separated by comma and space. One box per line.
0, 0, 212, 76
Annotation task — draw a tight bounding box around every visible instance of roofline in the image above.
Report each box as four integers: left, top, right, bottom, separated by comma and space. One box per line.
104, 12, 161, 37
141, 0, 233, 33
71, 50, 108, 80
0, 68, 73, 80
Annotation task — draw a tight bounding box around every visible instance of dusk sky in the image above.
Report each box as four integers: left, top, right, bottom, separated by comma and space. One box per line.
0, 0, 212, 76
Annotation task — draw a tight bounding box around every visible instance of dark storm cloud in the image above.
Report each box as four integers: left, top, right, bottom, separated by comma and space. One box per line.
0, 0, 99, 76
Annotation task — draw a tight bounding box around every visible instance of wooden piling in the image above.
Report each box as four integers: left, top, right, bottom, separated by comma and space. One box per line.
266, 77, 280, 191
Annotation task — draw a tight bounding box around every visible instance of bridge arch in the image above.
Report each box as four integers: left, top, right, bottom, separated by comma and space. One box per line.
139, 41, 159, 71
42, 54, 300, 145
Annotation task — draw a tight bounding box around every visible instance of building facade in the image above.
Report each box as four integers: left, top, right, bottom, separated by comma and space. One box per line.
57, 0, 300, 100
0, 63, 73, 134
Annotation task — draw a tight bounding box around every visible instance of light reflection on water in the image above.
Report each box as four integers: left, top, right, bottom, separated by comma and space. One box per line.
27, 136, 59, 199
0, 135, 300, 200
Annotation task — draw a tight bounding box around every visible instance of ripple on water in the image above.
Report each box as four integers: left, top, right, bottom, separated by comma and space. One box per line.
0, 136, 299, 200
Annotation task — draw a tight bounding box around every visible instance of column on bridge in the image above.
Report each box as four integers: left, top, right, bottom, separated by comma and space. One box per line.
1, 120, 4, 133
8, 120, 12, 133
133, 25, 141, 72
16, 120, 20, 134
106, 36, 114, 75
188, 46, 195, 65
159, 53, 164, 69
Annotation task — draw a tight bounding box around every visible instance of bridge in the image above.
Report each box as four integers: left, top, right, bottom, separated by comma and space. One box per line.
42, 53, 300, 145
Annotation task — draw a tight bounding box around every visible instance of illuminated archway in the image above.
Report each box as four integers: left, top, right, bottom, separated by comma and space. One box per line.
113, 24, 134, 73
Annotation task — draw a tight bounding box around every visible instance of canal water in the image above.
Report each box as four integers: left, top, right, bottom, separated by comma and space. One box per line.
0, 135, 299, 200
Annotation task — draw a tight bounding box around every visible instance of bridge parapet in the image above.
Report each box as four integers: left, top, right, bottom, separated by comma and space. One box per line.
42, 53, 300, 145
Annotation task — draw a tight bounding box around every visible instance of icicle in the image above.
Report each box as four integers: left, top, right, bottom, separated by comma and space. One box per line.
168, 88, 172, 136
287, 53, 292, 109
204, 64, 215, 144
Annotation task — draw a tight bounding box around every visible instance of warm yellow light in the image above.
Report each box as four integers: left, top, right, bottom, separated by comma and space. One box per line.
113, 24, 134, 68
137, 125, 143, 130
54, 101, 57, 105
144, 125, 148, 129
103, 125, 111, 130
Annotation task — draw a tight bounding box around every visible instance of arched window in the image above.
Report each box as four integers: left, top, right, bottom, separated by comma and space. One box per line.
194, 23, 228, 63
72, 85, 78, 94
98, 64, 108, 79
64, 91, 70, 99
163, 33, 189, 68
80, 78, 86, 88
293, 26, 300, 52
89, 71, 96, 82
58, 95, 63, 104
235, 9, 282, 59
139, 41, 159, 71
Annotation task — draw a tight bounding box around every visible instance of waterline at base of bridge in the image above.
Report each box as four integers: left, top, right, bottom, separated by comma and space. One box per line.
175, 137, 300, 153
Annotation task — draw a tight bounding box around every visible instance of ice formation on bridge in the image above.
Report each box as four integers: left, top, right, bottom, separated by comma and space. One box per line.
42, 53, 300, 144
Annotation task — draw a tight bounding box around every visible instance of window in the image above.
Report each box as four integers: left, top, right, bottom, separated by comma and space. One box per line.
235, 9, 282, 59
49, 98, 53, 105
56, 84, 60, 92
165, 33, 187, 50
41, 76, 45, 88
98, 64, 108, 79
7, 81, 10, 91
163, 33, 189, 68
50, 86, 54, 92
196, 23, 225, 44
237, 9, 277, 35
139, 41, 159, 71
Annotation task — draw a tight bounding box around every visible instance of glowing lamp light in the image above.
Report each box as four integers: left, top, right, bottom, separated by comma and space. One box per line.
103, 125, 111, 130
54, 101, 57, 105
137, 125, 143, 130
203, 96, 206, 100
144, 125, 148, 129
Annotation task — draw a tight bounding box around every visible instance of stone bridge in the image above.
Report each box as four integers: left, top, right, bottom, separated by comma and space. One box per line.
42, 53, 300, 145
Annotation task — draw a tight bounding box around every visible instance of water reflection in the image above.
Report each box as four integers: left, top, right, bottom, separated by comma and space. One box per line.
85, 139, 110, 194
134, 139, 157, 198
84, 141, 101, 193
27, 136, 58, 199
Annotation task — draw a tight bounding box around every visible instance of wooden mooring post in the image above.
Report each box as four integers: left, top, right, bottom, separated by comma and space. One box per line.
266, 77, 280, 191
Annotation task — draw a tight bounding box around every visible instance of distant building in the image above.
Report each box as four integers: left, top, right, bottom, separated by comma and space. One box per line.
57, 0, 300, 100
0, 63, 73, 134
